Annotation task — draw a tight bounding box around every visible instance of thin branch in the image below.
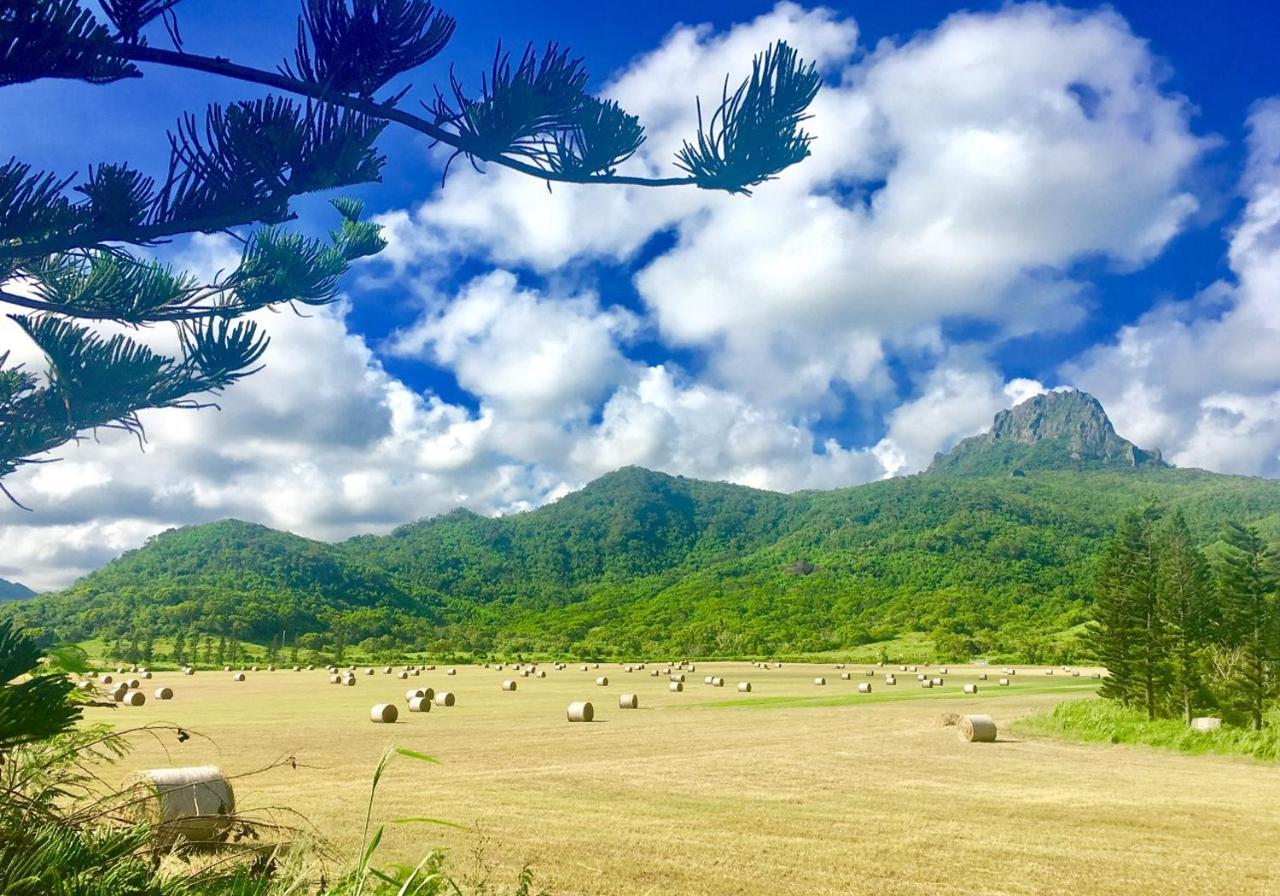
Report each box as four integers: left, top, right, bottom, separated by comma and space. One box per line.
118, 45, 697, 190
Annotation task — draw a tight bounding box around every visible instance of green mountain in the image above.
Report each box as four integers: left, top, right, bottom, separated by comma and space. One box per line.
11, 392, 1280, 660
0, 578, 36, 602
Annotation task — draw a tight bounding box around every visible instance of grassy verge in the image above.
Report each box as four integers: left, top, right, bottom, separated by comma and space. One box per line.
1017, 697, 1280, 761
690, 681, 1099, 711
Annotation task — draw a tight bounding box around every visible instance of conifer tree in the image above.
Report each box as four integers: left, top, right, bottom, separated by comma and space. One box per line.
0, 1, 820, 503
1216, 522, 1280, 730
1156, 510, 1214, 723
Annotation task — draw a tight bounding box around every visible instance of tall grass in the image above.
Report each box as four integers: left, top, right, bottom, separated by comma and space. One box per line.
1018, 698, 1280, 761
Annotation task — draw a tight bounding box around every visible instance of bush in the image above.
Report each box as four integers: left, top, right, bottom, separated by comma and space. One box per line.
1019, 698, 1280, 761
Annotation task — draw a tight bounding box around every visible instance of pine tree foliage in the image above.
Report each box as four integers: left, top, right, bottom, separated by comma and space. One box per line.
1216, 522, 1280, 731
0, 1, 820, 501
1157, 510, 1214, 724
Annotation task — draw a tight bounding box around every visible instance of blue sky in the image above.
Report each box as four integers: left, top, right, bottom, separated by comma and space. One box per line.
3, 1, 1280, 589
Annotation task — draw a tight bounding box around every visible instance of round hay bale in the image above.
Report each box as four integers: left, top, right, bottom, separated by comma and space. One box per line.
998, 678, 1010, 686
977, 673, 988, 681
963, 684, 978, 694
931, 677, 943, 686
154, 687, 174, 700
250, 665, 259, 672
840, 672, 851, 680
921, 680, 933, 689
111, 684, 129, 702
835, 663, 845, 669
421, 687, 435, 700
501, 680, 517, 691
865, 670, 874, 676
434, 692, 455, 707
183, 667, 195, 676
446, 668, 457, 676
711, 677, 724, 687
938, 711, 962, 727
232, 673, 245, 682
899, 665, 907, 671
383, 666, 393, 674
425, 665, 435, 671
618, 693, 638, 709
669, 681, 684, 692
671, 673, 685, 683
365, 668, 374, 676
917, 674, 927, 681
939, 667, 949, 674
397, 671, 408, 680
1190, 717, 1222, 732
857, 682, 872, 693
1091, 672, 1101, 679
122, 766, 234, 847
123, 690, 146, 706
536, 670, 546, 678
884, 676, 897, 685
1072, 671, 1081, 677
595, 676, 609, 687
580, 664, 589, 672
958, 714, 997, 743
908, 666, 918, 673
650, 670, 660, 677
737, 681, 752, 692
814, 677, 826, 686
405, 688, 425, 701
343, 676, 356, 687
141, 671, 153, 679
101, 674, 114, 685
408, 696, 431, 713
520, 670, 530, 678
330, 674, 342, 684
127, 678, 141, 689
567, 701, 594, 722
370, 703, 398, 724
411, 669, 420, 677
624, 665, 634, 672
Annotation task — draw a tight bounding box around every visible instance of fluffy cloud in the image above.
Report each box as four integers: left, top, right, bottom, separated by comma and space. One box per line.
1066, 99, 1280, 475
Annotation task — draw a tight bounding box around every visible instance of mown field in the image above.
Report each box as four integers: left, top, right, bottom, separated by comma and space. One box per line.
83, 662, 1280, 896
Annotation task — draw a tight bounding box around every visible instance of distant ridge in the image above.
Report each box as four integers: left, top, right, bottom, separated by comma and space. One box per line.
928, 389, 1164, 475
0, 578, 36, 602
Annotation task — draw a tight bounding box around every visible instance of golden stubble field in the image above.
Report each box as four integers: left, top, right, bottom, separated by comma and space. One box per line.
85, 661, 1280, 896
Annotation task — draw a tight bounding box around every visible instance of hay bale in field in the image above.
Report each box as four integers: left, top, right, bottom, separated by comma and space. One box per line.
154, 687, 174, 700
250, 665, 259, 672
908, 666, 918, 672
899, 665, 907, 671
1190, 717, 1222, 732
977, 673, 988, 681
446, 668, 457, 676
669, 681, 684, 692
921, 680, 933, 689
411, 669, 420, 677
567, 701, 594, 722
711, 677, 724, 687
123, 690, 146, 706
624, 665, 634, 672
183, 668, 195, 676
738, 681, 752, 692
1091, 672, 1101, 679
330, 674, 342, 684
122, 766, 235, 847
101, 674, 114, 685
365, 668, 374, 676
434, 692, 455, 707
405, 689, 425, 701
111, 684, 129, 702
865, 670, 874, 676
520, 670, 530, 678
939, 668, 948, 674
998, 678, 1010, 686
536, 670, 546, 678
835, 663, 845, 669
814, 677, 826, 686
370, 703, 398, 724
501, 680, 517, 691
425, 665, 436, 671
141, 671, 153, 679
840, 672, 851, 680
383, 666, 392, 674
397, 671, 408, 680
963, 684, 978, 694
1072, 671, 1081, 677
127, 678, 141, 689
671, 673, 685, 683
938, 711, 962, 727
408, 696, 431, 713
858, 682, 871, 693
619, 693, 638, 709
884, 676, 896, 685
917, 674, 927, 681
421, 687, 435, 700
931, 677, 943, 687
703, 675, 714, 685
595, 676, 609, 687
232, 673, 245, 682
650, 670, 660, 677
958, 714, 997, 743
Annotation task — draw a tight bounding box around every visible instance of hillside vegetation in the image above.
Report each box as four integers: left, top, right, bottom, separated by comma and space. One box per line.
12, 392, 1280, 661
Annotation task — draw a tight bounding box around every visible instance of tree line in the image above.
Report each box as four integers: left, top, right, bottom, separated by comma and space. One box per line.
1087, 506, 1279, 729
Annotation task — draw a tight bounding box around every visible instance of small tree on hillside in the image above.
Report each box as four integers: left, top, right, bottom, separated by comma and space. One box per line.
1216, 522, 1280, 730
0, 1, 820, 504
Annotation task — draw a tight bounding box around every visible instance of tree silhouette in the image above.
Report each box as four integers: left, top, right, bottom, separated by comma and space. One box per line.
0, 0, 820, 503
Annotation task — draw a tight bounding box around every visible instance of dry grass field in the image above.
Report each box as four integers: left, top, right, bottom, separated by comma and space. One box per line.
85, 662, 1280, 895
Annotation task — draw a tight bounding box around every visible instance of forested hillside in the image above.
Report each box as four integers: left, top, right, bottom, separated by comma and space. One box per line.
12, 393, 1280, 661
